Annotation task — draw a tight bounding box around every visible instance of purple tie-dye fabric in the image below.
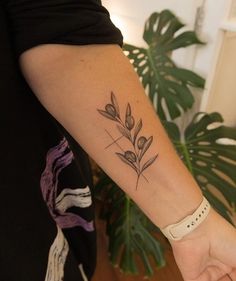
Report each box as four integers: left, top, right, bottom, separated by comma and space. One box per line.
40, 137, 94, 232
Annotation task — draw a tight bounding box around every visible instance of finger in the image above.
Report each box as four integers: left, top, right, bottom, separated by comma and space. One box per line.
196, 266, 229, 281
226, 274, 233, 281
219, 276, 232, 281
228, 269, 236, 281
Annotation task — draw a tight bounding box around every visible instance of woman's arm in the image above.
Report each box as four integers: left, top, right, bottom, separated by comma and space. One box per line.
19, 43, 203, 229
19, 44, 236, 280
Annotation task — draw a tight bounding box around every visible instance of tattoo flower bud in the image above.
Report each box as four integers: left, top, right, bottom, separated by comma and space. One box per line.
124, 151, 137, 163
137, 136, 147, 149
125, 116, 135, 130
105, 104, 117, 117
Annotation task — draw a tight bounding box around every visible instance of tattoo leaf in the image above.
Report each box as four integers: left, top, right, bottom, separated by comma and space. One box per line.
126, 103, 131, 117
117, 125, 131, 140
98, 109, 117, 121
141, 154, 158, 173
133, 119, 143, 144
111, 91, 120, 117
116, 153, 138, 173
139, 136, 153, 160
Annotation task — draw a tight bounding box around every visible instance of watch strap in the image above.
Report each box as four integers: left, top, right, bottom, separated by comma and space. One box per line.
160, 197, 210, 241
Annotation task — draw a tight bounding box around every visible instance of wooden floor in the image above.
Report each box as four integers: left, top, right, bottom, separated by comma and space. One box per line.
92, 212, 183, 281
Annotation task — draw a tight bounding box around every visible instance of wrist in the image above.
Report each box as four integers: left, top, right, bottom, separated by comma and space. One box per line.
169, 208, 217, 246
161, 196, 211, 242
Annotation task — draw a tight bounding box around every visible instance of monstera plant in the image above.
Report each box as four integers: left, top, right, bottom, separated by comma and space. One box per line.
95, 10, 236, 277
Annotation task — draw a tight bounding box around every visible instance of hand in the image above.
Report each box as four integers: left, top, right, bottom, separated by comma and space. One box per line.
170, 208, 236, 281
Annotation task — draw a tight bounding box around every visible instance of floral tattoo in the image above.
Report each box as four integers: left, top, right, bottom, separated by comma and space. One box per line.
98, 91, 158, 189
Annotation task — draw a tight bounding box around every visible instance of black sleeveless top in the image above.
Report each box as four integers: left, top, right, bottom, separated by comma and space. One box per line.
0, 1, 123, 280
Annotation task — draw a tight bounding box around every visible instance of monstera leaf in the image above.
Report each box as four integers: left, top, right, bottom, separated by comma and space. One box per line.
123, 10, 205, 120
163, 112, 236, 222
96, 176, 165, 276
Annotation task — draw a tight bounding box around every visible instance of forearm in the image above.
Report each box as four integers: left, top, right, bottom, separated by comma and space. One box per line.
19, 44, 203, 228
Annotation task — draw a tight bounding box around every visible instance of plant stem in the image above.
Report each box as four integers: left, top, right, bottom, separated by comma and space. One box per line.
146, 47, 161, 86
180, 142, 193, 174
125, 195, 131, 246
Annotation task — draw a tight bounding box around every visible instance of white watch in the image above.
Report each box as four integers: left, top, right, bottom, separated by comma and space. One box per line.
160, 196, 210, 241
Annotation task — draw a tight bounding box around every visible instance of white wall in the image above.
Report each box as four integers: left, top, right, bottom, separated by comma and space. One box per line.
102, 0, 235, 125
103, 0, 231, 72
102, 0, 201, 67
194, 0, 231, 76
205, 32, 236, 126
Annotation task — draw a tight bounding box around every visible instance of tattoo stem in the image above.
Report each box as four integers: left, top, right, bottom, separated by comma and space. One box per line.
136, 174, 141, 190
105, 129, 125, 152
105, 130, 148, 183
105, 135, 124, 149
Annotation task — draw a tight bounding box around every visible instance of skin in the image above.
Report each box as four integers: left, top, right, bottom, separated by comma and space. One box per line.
19, 44, 236, 281
171, 209, 236, 281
